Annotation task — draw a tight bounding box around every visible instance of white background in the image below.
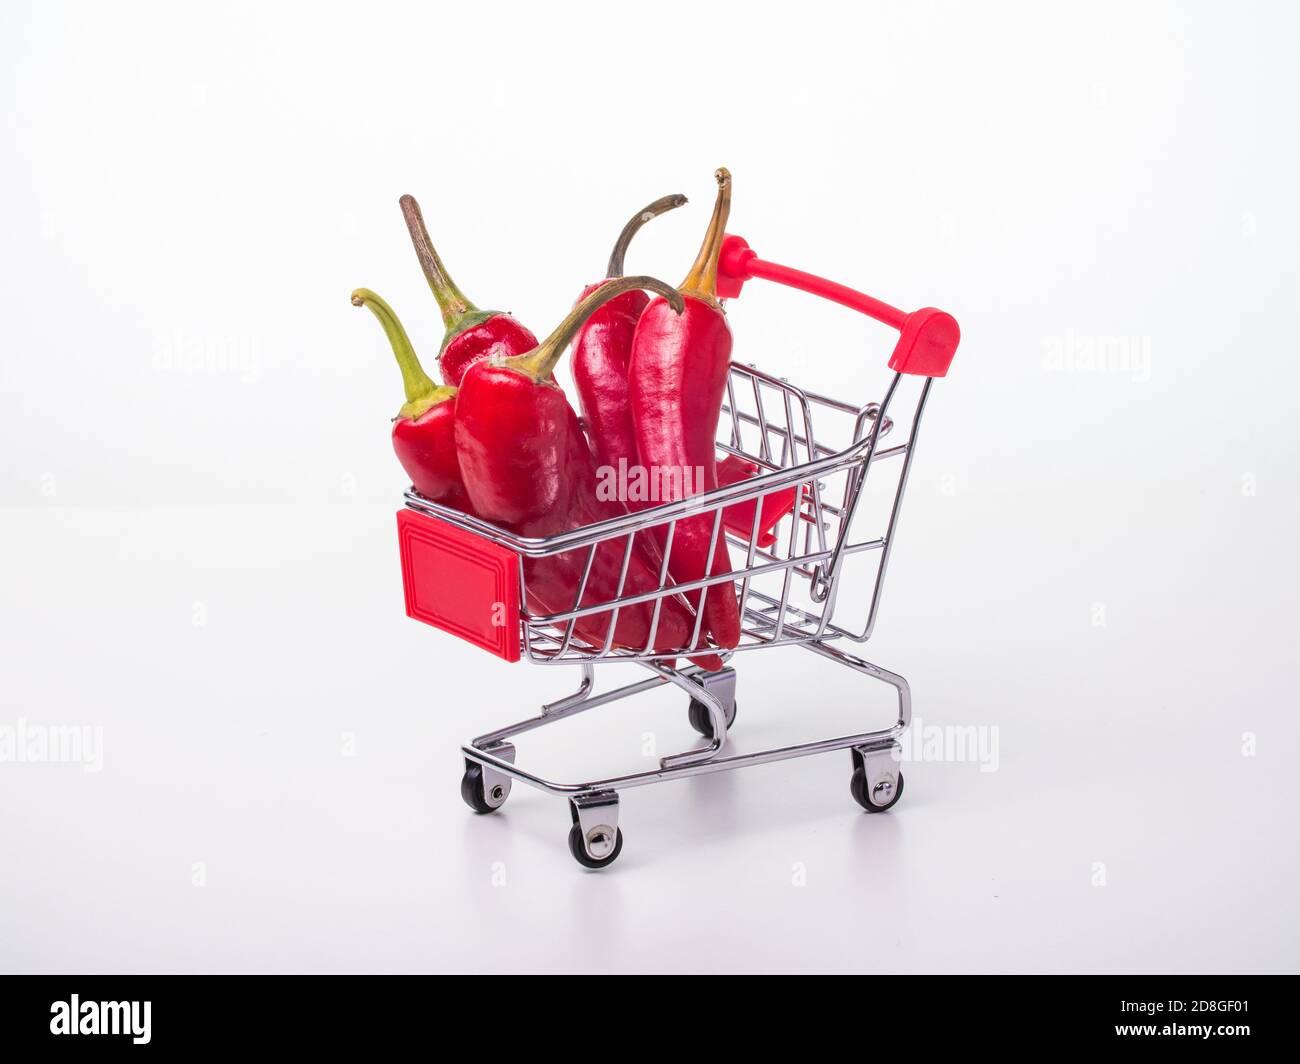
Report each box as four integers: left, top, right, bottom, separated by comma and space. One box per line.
2, 0, 1297, 973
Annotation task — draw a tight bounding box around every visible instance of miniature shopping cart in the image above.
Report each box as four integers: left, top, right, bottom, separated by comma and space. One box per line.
397, 232, 960, 868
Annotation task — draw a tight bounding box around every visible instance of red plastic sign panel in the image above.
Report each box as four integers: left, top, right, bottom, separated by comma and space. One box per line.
397, 509, 521, 662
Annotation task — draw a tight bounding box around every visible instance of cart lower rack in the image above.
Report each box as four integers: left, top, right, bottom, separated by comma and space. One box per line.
397, 231, 960, 868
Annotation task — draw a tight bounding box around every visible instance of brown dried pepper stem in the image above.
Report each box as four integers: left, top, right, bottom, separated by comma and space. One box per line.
510, 276, 685, 382
398, 193, 491, 335
679, 167, 732, 306
606, 194, 688, 278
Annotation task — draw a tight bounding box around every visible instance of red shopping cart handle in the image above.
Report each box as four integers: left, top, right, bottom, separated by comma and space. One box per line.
717, 234, 960, 378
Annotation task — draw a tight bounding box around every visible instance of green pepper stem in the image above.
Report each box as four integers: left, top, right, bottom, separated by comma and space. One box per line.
512, 276, 684, 381
351, 288, 452, 418
679, 168, 731, 304
606, 193, 688, 278
399, 193, 479, 330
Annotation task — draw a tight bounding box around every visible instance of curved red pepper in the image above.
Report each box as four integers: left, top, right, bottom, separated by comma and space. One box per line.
568, 407, 724, 671
572, 194, 686, 476
628, 169, 742, 651
569, 198, 722, 667
456, 277, 701, 655
399, 194, 537, 386
456, 276, 680, 526
527, 466, 700, 656
351, 288, 470, 508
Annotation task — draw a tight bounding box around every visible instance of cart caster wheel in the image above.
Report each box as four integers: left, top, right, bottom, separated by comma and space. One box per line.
567, 824, 624, 869
851, 765, 904, 813
460, 763, 508, 815
688, 698, 737, 739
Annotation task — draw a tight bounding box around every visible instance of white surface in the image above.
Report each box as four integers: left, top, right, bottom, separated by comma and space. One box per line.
2, 0, 1298, 973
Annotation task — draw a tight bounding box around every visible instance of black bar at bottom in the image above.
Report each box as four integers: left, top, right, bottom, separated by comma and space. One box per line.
0, 974, 1290, 1050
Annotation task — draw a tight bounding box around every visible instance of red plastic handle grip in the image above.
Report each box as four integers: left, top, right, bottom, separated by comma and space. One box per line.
717, 234, 960, 378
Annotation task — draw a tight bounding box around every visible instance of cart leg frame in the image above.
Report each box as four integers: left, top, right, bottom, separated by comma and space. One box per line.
459, 640, 910, 867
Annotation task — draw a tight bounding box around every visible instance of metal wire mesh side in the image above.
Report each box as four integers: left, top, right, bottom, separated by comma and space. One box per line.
403, 358, 932, 664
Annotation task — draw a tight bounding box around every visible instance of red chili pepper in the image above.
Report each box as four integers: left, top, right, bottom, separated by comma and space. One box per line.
569, 195, 732, 667
716, 455, 798, 549
563, 409, 723, 671
628, 168, 743, 651
351, 287, 469, 508
572, 193, 687, 477
399, 194, 538, 386
456, 276, 702, 655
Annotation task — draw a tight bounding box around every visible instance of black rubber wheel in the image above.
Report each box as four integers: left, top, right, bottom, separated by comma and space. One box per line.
688, 698, 737, 739
850, 765, 904, 813
567, 824, 624, 869
460, 763, 504, 814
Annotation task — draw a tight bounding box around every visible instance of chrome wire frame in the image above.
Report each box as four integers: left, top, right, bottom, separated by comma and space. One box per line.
403, 363, 930, 663
463, 645, 911, 796
407, 361, 934, 819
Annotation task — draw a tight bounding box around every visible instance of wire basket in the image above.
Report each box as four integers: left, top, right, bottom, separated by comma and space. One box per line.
395, 227, 960, 867
403, 359, 927, 664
